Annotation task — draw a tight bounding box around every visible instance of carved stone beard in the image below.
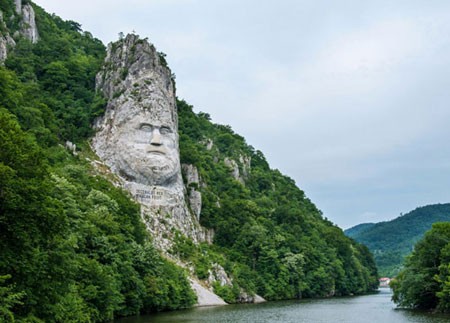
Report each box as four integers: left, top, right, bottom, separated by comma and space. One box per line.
115, 148, 180, 186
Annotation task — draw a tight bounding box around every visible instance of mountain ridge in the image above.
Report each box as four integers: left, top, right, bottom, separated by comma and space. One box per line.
345, 203, 450, 277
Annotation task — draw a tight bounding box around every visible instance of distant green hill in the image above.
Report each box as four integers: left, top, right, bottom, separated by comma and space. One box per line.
344, 223, 375, 237
345, 204, 450, 277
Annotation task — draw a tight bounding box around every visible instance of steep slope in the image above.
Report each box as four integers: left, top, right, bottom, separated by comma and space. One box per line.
345, 203, 450, 277
0, 1, 378, 321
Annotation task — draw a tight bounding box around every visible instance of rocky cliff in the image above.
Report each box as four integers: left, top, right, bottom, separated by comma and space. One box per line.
93, 34, 211, 249
0, 0, 39, 62
19, 2, 39, 43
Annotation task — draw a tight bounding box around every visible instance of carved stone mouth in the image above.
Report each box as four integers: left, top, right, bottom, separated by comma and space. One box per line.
147, 149, 166, 155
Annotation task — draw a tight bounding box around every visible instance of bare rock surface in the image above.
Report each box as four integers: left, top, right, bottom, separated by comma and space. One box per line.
0, 1, 38, 63
189, 279, 227, 307
182, 164, 202, 219
21, 4, 39, 43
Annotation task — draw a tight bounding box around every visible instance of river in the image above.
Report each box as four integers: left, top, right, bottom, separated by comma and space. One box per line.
116, 289, 450, 323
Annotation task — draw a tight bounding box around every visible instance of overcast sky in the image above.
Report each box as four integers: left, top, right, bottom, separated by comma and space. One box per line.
34, 0, 450, 229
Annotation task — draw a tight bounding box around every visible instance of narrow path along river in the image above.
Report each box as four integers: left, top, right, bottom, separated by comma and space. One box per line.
116, 289, 450, 323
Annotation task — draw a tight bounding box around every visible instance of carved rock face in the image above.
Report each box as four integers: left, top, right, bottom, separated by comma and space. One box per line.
106, 107, 179, 186
93, 34, 181, 189
92, 34, 210, 250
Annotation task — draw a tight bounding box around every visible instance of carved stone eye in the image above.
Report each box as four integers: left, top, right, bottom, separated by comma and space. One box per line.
160, 126, 171, 135
140, 124, 153, 132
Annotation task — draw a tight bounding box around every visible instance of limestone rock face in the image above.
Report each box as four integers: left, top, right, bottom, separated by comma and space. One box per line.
239, 154, 251, 178
224, 155, 251, 185
0, 1, 38, 63
14, 0, 21, 14
0, 39, 6, 62
190, 279, 227, 306
205, 263, 266, 304
182, 164, 202, 220
92, 34, 209, 251
182, 163, 200, 185
207, 263, 233, 287
20, 4, 39, 44
0, 12, 15, 63
0, 34, 15, 63
204, 138, 214, 150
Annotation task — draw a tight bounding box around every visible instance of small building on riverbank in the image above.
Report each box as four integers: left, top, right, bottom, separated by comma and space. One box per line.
379, 277, 391, 287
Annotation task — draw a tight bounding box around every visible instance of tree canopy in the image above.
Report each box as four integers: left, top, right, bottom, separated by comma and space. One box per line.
391, 222, 450, 312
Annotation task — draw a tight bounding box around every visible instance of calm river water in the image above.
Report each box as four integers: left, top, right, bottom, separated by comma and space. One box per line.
116, 289, 450, 323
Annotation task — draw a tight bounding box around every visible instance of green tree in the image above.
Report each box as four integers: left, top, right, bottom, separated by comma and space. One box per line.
392, 222, 450, 311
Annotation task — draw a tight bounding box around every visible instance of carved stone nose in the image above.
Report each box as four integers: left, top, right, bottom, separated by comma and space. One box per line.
150, 128, 162, 146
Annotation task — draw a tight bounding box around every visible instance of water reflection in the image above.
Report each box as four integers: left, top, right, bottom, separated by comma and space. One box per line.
116, 289, 450, 323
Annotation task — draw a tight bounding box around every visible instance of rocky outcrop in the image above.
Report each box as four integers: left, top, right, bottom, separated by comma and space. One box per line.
0, 12, 15, 62
204, 138, 214, 150
14, 0, 21, 14
0, 39, 6, 62
65, 141, 77, 156
182, 164, 200, 186
182, 164, 202, 220
224, 155, 251, 185
20, 4, 39, 44
205, 263, 266, 304
190, 279, 227, 306
239, 154, 251, 178
224, 158, 240, 183
238, 292, 266, 304
92, 34, 210, 252
0, 1, 39, 63
206, 263, 233, 287
0, 34, 15, 63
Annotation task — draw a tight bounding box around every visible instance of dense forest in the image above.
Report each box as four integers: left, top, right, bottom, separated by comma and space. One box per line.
0, 1, 378, 321
345, 204, 450, 277
391, 222, 450, 313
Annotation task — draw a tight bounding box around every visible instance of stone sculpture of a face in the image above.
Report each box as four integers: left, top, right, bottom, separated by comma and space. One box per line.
93, 34, 181, 188
112, 106, 179, 186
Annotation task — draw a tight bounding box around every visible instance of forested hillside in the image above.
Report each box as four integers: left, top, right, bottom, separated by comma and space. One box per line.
1, 1, 378, 321
345, 204, 450, 277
